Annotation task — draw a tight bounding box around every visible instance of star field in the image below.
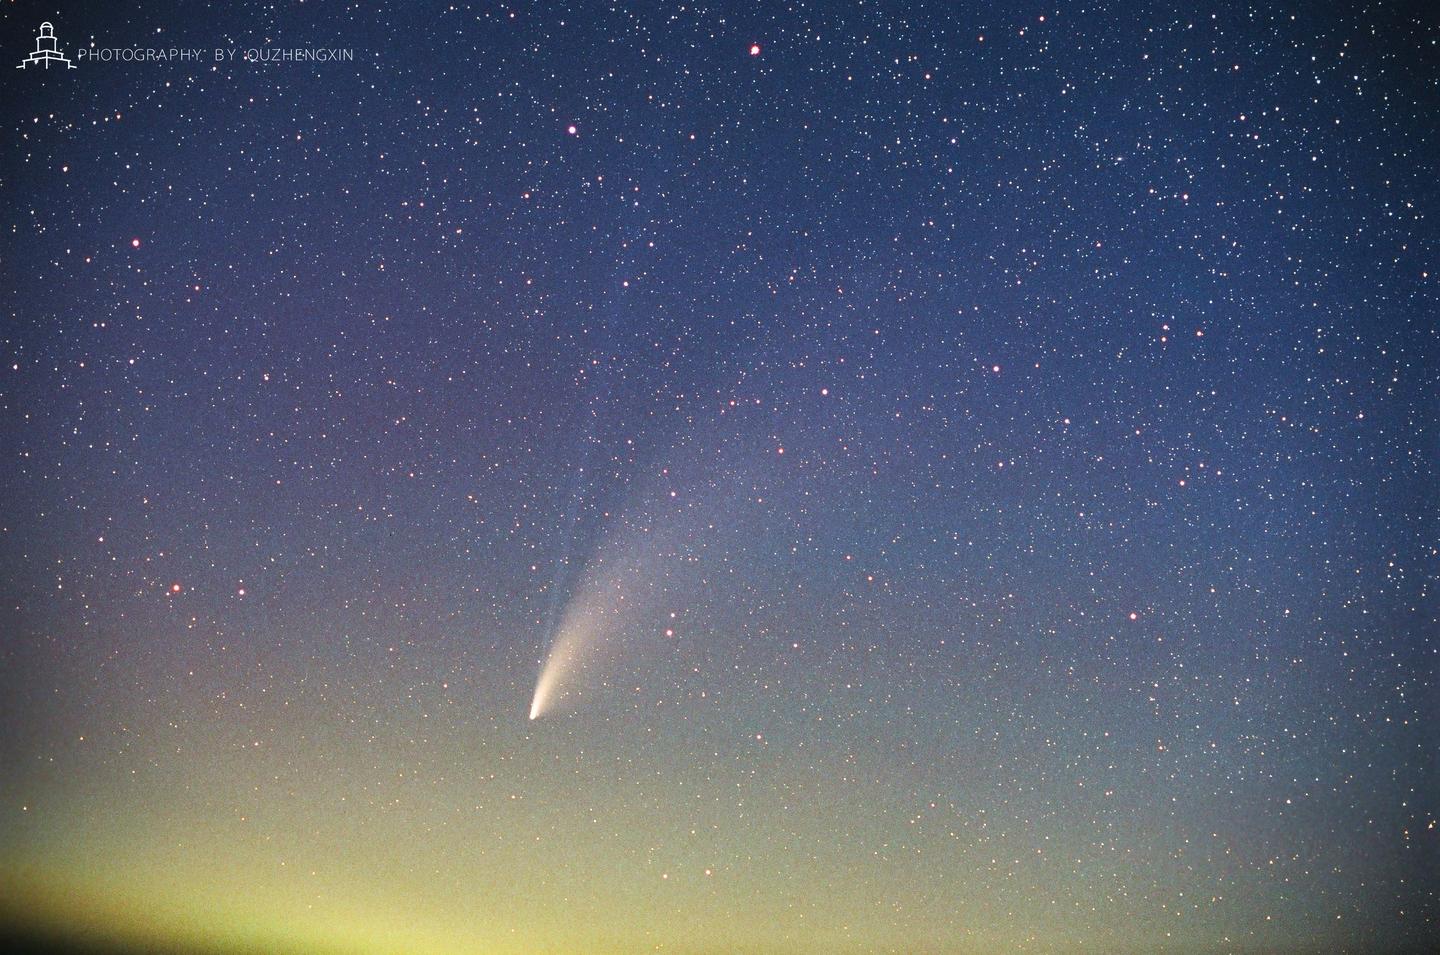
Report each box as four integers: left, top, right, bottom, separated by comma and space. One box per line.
0, 2, 1435, 954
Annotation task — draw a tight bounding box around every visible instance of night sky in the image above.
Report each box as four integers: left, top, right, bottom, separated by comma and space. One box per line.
1, 2, 1436, 954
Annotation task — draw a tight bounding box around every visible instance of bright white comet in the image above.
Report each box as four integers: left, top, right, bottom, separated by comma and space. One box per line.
527, 442, 764, 720
528, 521, 683, 720
528, 561, 629, 721
529, 617, 592, 720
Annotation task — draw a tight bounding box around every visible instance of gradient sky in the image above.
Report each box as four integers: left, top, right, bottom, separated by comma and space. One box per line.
1, 2, 1435, 953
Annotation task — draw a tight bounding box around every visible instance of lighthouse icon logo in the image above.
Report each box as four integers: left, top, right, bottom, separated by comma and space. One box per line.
18, 23, 76, 69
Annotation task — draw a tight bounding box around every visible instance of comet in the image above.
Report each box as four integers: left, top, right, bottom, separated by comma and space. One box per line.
528, 560, 629, 721
529, 615, 592, 720
527, 529, 670, 720
527, 443, 758, 720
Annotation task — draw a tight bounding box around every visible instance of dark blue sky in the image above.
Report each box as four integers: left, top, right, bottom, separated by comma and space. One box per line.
1, 3, 1435, 953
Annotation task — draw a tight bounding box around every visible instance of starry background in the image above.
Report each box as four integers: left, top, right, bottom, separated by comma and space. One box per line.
1, 2, 1436, 953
